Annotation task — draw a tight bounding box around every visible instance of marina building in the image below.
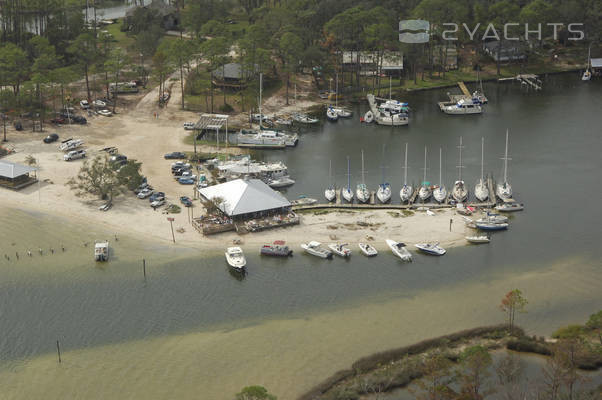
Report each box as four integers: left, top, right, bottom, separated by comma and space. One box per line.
0, 161, 37, 190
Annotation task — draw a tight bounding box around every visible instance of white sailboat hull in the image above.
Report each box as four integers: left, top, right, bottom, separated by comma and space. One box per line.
418, 186, 431, 201
377, 186, 391, 203
400, 185, 412, 202
342, 188, 353, 202
324, 189, 336, 202
433, 186, 447, 203
452, 181, 468, 203
496, 183, 512, 200
474, 181, 489, 201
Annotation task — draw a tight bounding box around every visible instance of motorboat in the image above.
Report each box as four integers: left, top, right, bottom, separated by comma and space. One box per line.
363, 110, 374, 123
452, 137, 468, 203
474, 137, 489, 202
418, 147, 431, 202
496, 130, 513, 200
225, 247, 246, 271
301, 241, 333, 259
375, 111, 409, 126
476, 212, 508, 224
400, 143, 412, 202
342, 156, 354, 202
261, 241, 293, 257
582, 70, 592, 81
495, 201, 524, 212
356, 150, 370, 203
328, 243, 351, 257
325, 160, 336, 202
386, 239, 412, 261
291, 196, 318, 206
292, 113, 319, 124
378, 99, 410, 115
465, 235, 490, 244
415, 242, 446, 256
475, 221, 508, 231
94, 241, 109, 261
358, 243, 378, 257
268, 176, 295, 188
433, 148, 447, 203
236, 129, 298, 148
442, 98, 482, 115
275, 117, 293, 126
333, 107, 353, 118
326, 106, 339, 122
377, 183, 391, 203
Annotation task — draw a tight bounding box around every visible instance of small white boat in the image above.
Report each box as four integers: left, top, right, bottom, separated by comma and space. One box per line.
400, 143, 412, 202
291, 196, 318, 206
476, 212, 508, 224
442, 98, 482, 115
326, 107, 339, 122
333, 107, 353, 118
375, 111, 409, 126
225, 247, 246, 271
275, 118, 293, 126
358, 243, 378, 257
415, 242, 446, 256
495, 202, 524, 212
386, 239, 412, 261
497, 130, 513, 200
363, 110, 374, 123
301, 241, 332, 259
292, 113, 319, 124
94, 241, 109, 261
268, 176, 295, 188
328, 243, 351, 257
465, 235, 490, 244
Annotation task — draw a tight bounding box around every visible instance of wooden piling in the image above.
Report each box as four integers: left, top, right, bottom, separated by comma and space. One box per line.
56, 340, 61, 363
143, 259, 146, 280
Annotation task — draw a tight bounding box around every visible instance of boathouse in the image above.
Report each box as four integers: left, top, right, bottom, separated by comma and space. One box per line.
198, 178, 291, 219
0, 161, 37, 190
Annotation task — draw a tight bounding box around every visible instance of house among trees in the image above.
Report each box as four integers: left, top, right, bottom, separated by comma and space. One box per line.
0, 161, 37, 190
212, 63, 259, 89
431, 45, 458, 70
341, 51, 404, 76
124, 0, 179, 31
483, 40, 527, 62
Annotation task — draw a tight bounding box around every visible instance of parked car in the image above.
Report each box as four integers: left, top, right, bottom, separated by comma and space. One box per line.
173, 168, 191, 177
110, 154, 127, 163
164, 152, 187, 159
149, 192, 165, 202
97, 109, 112, 117
14, 121, 23, 131
137, 188, 154, 199
180, 171, 196, 179
80, 100, 90, 109
150, 199, 165, 209
171, 161, 191, 168
180, 196, 192, 207
50, 117, 66, 124
43, 133, 59, 143
64, 149, 86, 161
73, 116, 87, 124
183, 122, 195, 130
178, 177, 195, 185
93, 99, 106, 108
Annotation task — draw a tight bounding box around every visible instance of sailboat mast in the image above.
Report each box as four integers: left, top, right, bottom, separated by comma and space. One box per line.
335, 73, 338, 108
347, 156, 350, 190
503, 129, 509, 183
457, 136, 464, 181
361, 150, 365, 185
389, 76, 392, 100
403, 143, 408, 185
423, 146, 427, 185
439, 147, 442, 186
259, 72, 263, 129
480, 137, 484, 182
329, 160, 332, 188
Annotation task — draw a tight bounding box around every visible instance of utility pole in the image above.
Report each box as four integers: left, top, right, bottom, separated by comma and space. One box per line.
167, 217, 175, 243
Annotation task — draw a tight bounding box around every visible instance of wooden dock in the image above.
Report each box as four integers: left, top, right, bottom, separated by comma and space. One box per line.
458, 81, 471, 96
498, 74, 542, 90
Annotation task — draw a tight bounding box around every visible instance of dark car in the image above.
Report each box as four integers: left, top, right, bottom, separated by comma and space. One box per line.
173, 168, 191, 176
180, 196, 192, 207
164, 152, 187, 160
73, 116, 87, 124
14, 121, 23, 131
110, 154, 127, 163
149, 192, 165, 202
43, 133, 59, 143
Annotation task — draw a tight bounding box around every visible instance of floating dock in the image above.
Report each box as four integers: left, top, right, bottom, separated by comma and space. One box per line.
498, 74, 542, 90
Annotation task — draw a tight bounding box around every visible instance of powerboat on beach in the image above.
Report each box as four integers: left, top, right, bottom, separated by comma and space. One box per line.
225, 247, 247, 271
465, 235, 490, 244
301, 241, 333, 259
328, 243, 351, 257
358, 243, 378, 257
386, 239, 412, 261
415, 242, 446, 256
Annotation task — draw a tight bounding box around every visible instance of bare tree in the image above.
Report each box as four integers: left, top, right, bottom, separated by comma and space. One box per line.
495, 352, 526, 400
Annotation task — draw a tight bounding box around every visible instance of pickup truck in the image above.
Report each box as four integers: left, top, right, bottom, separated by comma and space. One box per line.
64, 149, 86, 161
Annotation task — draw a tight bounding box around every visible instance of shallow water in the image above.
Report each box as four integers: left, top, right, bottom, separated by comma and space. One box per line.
0, 74, 601, 399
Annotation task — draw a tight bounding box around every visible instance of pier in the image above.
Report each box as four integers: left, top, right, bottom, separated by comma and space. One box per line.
499, 74, 542, 90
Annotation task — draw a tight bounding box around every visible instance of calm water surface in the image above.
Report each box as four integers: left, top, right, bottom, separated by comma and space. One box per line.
1, 73, 600, 399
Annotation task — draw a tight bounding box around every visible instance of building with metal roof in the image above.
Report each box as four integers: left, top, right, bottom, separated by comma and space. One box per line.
198, 178, 291, 218
0, 160, 37, 190
212, 63, 259, 88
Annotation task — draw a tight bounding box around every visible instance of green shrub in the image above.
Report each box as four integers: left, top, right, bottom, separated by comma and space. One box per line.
219, 103, 234, 113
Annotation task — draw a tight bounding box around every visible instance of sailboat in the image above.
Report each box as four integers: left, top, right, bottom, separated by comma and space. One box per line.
433, 148, 447, 203
496, 130, 513, 200
418, 146, 431, 202
452, 136, 468, 203
376, 145, 391, 203
474, 137, 489, 202
472, 68, 488, 103
325, 160, 336, 202
400, 143, 413, 202
582, 45, 592, 81
332, 73, 353, 117
342, 156, 353, 202
356, 150, 370, 203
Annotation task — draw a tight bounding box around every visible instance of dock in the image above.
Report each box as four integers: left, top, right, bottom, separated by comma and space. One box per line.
457, 81, 471, 96
499, 74, 542, 90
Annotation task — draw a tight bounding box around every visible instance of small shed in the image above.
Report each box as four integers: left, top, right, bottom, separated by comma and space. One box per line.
212, 63, 259, 89
590, 58, 602, 76
0, 161, 37, 190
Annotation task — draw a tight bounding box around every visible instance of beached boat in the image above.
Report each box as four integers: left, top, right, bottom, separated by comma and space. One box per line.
268, 176, 295, 188
225, 247, 246, 271
356, 150, 370, 203
465, 235, 490, 244
475, 221, 508, 231
326, 107, 339, 122
400, 143, 412, 202
328, 243, 351, 258
442, 98, 482, 115
291, 196, 318, 206
358, 243, 378, 257
418, 147, 432, 202
474, 137, 489, 202
386, 239, 412, 261
260, 241, 293, 257
301, 241, 333, 259
292, 113, 319, 124
325, 160, 336, 202
452, 137, 468, 203
495, 201, 524, 212
94, 241, 109, 261
433, 148, 447, 203
415, 242, 446, 256
496, 130, 513, 200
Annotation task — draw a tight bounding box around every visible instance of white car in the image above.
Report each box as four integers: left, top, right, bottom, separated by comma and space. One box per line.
180, 171, 196, 179
80, 100, 90, 109
183, 122, 195, 130
93, 99, 106, 108
64, 149, 86, 161
97, 109, 112, 117
150, 199, 165, 208
137, 188, 153, 199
